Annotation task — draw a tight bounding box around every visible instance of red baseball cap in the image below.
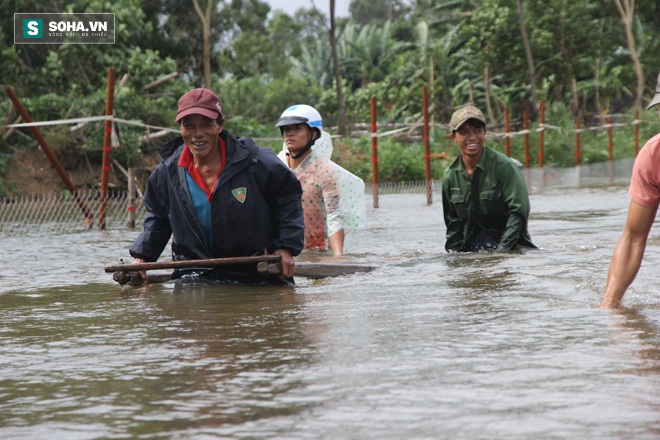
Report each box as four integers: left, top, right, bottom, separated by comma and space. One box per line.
175, 88, 223, 122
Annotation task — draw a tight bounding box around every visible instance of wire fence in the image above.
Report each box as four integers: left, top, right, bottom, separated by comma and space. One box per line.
0, 158, 634, 236
0, 190, 146, 235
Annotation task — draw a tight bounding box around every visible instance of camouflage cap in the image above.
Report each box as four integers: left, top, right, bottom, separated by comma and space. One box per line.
449, 105, 486, 133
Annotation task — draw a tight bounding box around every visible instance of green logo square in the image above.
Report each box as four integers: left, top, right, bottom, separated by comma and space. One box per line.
23, 18, 43, 38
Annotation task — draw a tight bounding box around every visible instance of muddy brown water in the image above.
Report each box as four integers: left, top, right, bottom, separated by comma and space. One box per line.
1, 187, 660, 439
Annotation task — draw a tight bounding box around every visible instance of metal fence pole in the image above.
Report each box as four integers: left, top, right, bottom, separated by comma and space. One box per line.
98, 66, 116, 230
370, 97, 379, 209
3, 85, 93, 228
422, 86, 432, 205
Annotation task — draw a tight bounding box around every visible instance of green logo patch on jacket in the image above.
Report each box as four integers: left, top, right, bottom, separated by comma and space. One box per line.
232, 187, 247, 203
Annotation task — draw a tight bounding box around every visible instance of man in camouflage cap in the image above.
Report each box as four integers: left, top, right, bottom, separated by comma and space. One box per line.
441, 104, 536, 252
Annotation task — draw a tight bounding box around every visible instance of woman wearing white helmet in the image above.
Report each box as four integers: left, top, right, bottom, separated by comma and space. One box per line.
276, 105, 365, 255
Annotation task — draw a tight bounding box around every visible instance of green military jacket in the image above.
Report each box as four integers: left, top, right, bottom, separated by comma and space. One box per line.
442, 146, 536, 252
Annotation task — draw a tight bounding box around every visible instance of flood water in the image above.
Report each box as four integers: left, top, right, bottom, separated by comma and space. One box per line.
2, 186, 660, 439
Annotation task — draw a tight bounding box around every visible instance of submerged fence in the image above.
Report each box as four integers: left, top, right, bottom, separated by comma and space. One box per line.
0, 158, 635, 236
0, 190, 147, 235
1, 83, 652, 234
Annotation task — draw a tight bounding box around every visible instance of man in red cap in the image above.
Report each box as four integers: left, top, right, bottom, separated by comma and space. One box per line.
128, 88, 305, 285
602, 73, 660, 307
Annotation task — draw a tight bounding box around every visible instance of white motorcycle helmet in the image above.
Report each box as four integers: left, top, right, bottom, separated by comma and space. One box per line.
275, 104, 323, 135
275, 104, 323, 158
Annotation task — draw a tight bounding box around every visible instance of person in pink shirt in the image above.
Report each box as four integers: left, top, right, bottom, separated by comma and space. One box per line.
275, 105, 365, 255
601, 73, 660, 307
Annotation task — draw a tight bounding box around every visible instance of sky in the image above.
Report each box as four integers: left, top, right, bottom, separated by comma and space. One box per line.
263, 0, 350, 18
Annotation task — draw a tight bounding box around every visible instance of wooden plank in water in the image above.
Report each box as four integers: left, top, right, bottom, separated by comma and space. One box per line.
296, 262, 378, 278
105, 255, 282, 273
257, 262, 378, 279
109, 258, 378, 285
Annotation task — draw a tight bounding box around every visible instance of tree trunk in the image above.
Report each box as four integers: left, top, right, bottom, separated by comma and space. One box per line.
571, 78, 578, 115
558, 25, 578, 115
595, 19, 605, 116
484, 65, 495, 125
517, 0, 538, 113
330, 0, 347, 135
193, 0, 213, 89
614, 0, 644, 109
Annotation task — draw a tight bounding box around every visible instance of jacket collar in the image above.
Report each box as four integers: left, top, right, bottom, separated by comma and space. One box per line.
449, 146, 492, 173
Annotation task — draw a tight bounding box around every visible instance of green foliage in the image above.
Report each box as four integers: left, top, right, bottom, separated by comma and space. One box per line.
216, 74, 322, 131
289, 38, 334, 89
225, 115, 280, 141
341, 20, 415, 88
331, 135, 445, 183
349, 0, 409, 26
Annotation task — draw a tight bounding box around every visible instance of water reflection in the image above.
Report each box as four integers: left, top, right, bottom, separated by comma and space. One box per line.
114, 282, 320, 429
606, 308, 660, 375
444, 252, 521, 293
0, 283, 322, 438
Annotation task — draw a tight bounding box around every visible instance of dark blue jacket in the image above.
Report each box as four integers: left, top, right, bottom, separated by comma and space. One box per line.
130, 130, 305, 283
